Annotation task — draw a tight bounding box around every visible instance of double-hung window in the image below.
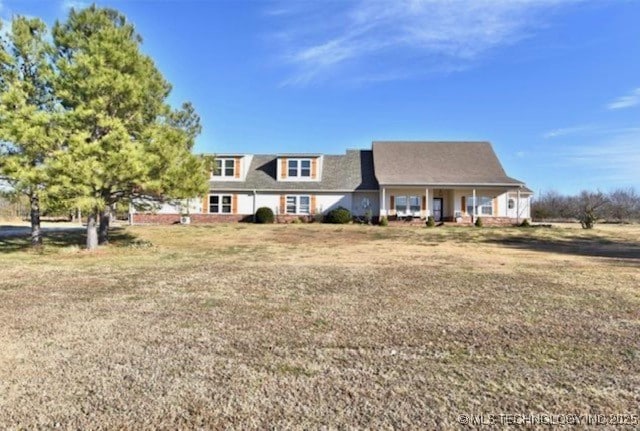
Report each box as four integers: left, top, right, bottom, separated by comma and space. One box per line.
409, 196, 421, 213
209, 195, 232, 213
299, 196, 310, 214
213, 159, 235, 177
300, 160, 311, 177
467, 196, 493, 216
285, 195, 311, 214
286, 196, 297, 214
395, 195, 420, 215
287, 159, 312, 178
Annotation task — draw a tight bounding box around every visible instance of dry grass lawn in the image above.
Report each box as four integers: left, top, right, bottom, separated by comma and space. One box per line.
0, 223, 639, 429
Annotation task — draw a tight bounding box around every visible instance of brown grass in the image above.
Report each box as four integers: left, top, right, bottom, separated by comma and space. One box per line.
0, 223, 639, 429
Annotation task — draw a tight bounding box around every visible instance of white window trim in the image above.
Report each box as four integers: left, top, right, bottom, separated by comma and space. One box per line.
208, 194, 233, 214
212, 158, 236, 178
395, 195, 421, 216
467, 196, 493, 216
285, 195, 311, 215
285, 158, 314, 180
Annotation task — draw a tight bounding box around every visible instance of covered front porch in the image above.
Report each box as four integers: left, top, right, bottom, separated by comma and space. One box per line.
379, 186, 526, 223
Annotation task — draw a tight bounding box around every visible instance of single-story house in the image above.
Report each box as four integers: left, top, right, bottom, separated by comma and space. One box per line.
131, 141, 532, 225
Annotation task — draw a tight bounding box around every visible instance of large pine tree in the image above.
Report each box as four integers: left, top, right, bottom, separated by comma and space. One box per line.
0, 17, 61, 247
50, 6, 208, 249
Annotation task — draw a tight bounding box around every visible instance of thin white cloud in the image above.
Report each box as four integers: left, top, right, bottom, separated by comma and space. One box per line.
61, 0, 89, 11
549, 128, 640, 186
543, 124, 595, 139
543, 124, 640, 139
606, 87, 640, 110
269, 0, 581, 86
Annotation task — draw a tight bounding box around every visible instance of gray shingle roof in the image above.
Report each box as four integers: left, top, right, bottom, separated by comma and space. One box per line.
209, 150, 378, 191
372, 141, 525, 186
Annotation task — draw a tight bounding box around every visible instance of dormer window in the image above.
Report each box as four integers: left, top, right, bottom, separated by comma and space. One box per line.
279, 156, 318, 180
288, 159, 311, 178
214, 158, 235, 177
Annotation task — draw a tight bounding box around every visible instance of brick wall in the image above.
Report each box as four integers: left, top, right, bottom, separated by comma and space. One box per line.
476, 216, 523, 226
131, 213, 320, 224
387, 216, 426, 226
276, 214, 317, 223
131, 213, 249, 225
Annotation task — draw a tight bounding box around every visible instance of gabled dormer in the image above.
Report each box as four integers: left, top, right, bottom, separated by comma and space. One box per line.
211, 154, 252, 181
277, 155, 322, 181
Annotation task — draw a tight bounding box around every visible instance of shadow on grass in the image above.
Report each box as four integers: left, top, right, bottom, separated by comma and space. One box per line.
484, 234, 640, 261
0, 227, 139, 254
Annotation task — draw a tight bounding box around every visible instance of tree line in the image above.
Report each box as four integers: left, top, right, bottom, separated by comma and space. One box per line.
532, 188, 640, 228
0, 6, 211, 250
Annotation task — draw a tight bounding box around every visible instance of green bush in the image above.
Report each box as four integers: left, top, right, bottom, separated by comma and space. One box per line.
474, 217, 483, 227
379, 216, 389, 226
364, 209, 373, 225
324, 206, 352, 224
519, 219, 531, 227
254, 207, 274, 224
426, 216, 435, 227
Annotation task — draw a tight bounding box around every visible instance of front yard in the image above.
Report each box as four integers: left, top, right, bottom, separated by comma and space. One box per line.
0, 223, 638, 428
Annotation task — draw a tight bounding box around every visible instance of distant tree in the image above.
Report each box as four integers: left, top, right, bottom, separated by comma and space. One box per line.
532, 190, 574, 221
51, 6, 208, 249
0, 190, 29, 219
606, 188, 640, 222
533, 188, 640, 225
0, 17, 62, 246
574, 190, 608, 229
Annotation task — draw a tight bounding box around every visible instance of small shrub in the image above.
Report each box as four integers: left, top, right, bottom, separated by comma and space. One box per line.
579, 214, 596, 229
291, 217, 303, 224
474, 217, 483, 227
324, 206, 352, 224
519, 219, 531, 228
364, 209, 373, 225
379, 216, 389, 226
426, 216, 435, 227
313, 212, 324, 223
254, 207, 274, 224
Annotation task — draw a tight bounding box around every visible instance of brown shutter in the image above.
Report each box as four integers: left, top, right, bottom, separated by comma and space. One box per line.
232, 194, 238, 214
202, 195, 209, 214
493, 197, 498, 216
422, 195, 426, 210
234, 157, 241, 178
390, 196, 395, 211
281, 158, 287, 179
311, 159, 318, 179
461, 196, 466, 214
280, 195, 286, 214
311, 195, 317, 214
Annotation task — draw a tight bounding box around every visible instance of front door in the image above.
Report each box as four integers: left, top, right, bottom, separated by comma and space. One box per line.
433, 198, 443, 222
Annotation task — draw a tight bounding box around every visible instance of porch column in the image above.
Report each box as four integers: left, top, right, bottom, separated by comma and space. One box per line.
380, 187, 386, 217
425, 188, 430, 217
252, 190, 257, 221
472, 188, 477, 220
516, 188, 521, 224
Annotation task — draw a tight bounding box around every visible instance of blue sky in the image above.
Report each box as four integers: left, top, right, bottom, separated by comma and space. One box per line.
1, 0, 639, 194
